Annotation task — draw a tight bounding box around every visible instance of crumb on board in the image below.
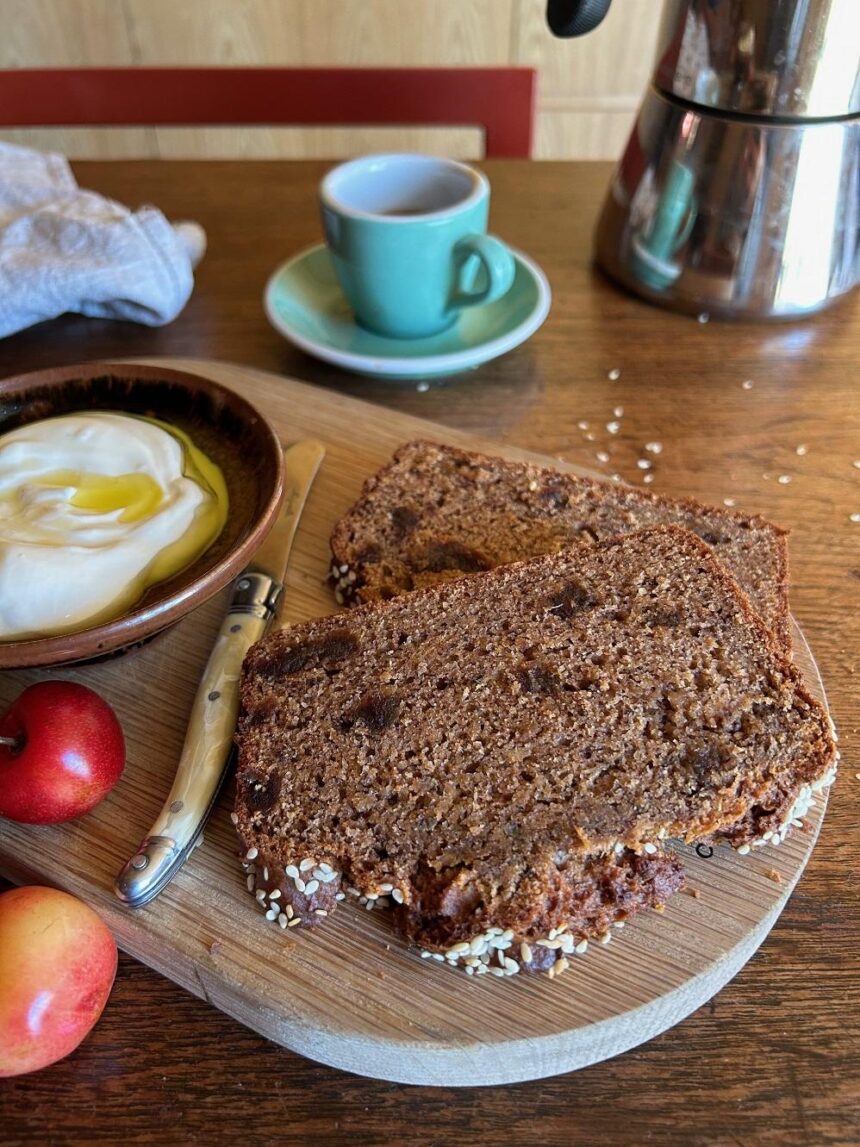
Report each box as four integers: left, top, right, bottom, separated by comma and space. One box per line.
684, 888, 701, 899
765, 869, 782, 884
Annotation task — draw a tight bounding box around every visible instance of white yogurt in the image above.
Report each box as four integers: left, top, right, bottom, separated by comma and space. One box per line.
0, 411, 227, 640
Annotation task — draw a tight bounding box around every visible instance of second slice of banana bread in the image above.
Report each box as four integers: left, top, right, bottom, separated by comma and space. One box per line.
330, 440, 791, 649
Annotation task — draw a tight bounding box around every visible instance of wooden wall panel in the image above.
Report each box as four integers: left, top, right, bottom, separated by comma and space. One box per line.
511, 0, 659, 99
152, 126, 483, 161
123, 0, 513, 66
0, 127, 157, 159
535, 108, 636, 161
0, 0, 655, 160
0, 126, 480, 162
0, 0, 134, 66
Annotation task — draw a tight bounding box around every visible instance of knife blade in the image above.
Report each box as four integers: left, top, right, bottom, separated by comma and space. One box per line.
114, 439, 325, 908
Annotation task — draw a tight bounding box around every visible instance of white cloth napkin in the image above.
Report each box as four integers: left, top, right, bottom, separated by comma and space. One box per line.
0, 142, 206, 338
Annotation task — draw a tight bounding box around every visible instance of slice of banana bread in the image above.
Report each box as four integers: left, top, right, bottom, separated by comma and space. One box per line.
235, 526, 835, 977
329, 440, 791, 650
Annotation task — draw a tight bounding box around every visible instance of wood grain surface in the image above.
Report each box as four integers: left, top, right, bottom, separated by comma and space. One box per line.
0, 0, 652, 159
0, 360, 835, 1088
0, 161, 858, 1143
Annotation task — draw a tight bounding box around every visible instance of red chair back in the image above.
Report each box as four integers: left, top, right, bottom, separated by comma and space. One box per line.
0, 67, 536, 158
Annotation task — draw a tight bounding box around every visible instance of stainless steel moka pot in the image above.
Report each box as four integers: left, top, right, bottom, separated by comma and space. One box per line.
547, 0, 860, 319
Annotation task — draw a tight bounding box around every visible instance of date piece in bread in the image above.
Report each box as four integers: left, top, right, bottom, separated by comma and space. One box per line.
236, 527, 835, 977
329, 440, 791, 651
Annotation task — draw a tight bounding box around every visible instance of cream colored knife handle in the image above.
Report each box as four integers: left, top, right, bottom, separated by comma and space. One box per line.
114, 572, 276, 908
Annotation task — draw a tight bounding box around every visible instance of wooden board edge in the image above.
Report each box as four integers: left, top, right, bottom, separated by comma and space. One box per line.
0, 779, 831, 1088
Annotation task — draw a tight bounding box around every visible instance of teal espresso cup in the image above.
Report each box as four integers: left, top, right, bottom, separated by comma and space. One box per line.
320, 154, 516, 339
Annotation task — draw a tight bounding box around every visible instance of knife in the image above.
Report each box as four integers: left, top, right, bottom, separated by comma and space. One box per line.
114, 439, 325, 909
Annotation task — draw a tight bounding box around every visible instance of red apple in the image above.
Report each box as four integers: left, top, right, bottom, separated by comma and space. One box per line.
0, 681, 125, 824
0, 886, 117, 1076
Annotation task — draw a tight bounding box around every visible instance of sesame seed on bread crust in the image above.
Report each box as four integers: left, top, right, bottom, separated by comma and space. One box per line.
329, 440, 791, 651
235, 526, 835, 975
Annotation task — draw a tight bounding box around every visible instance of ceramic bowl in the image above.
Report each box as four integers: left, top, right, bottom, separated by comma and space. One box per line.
0, 362, 285, 668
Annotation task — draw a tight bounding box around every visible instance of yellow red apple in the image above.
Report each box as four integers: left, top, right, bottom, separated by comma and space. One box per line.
0, 885, 117, 1076
0, 681, 125, 824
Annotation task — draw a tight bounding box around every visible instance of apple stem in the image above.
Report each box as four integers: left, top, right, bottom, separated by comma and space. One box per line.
0, 734, 21, 750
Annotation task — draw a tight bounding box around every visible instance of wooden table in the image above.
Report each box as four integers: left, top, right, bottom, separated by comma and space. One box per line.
1, 161, 858, 1145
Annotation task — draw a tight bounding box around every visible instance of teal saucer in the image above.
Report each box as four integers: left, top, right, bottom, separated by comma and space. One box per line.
264, 243, 551, 380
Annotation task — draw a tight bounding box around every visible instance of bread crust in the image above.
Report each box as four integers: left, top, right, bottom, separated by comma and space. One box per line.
330, 440, 791, 651
236, 526, 835, 976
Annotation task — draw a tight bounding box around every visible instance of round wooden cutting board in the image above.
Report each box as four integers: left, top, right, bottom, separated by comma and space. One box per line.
0, 358, 836, 1086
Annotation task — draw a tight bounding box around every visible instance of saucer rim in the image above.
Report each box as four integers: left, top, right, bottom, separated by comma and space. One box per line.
263, 242, 551, 378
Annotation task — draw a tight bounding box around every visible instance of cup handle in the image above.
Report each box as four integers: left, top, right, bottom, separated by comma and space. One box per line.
449, 234, 516, 312
672, 195, 697, 253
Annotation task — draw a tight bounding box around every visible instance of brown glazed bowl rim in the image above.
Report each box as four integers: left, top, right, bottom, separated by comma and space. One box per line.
0, 361, 286, 668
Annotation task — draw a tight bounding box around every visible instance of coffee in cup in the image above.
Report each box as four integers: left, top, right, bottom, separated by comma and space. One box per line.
320, 154, 515, 339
